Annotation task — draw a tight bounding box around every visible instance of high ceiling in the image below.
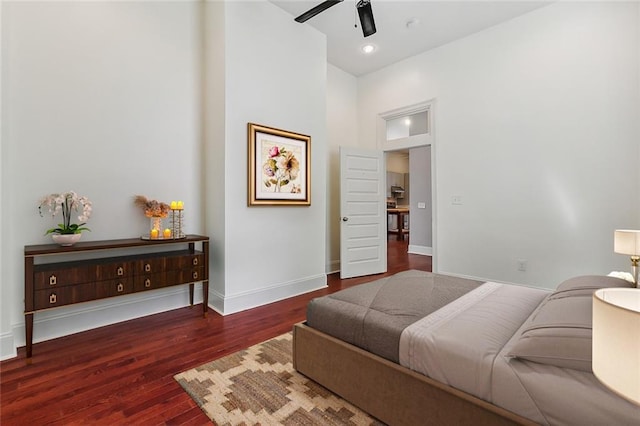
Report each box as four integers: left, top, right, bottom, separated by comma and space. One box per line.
271, 1, 551, 76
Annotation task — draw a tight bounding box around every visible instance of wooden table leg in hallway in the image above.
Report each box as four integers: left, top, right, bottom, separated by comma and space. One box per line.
387, 208, 409, 241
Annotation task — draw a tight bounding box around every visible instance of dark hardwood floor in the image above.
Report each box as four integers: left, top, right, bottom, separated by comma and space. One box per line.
1, 238, 431, 425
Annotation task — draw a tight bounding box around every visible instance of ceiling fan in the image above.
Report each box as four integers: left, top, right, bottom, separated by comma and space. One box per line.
294, 0, 377, 37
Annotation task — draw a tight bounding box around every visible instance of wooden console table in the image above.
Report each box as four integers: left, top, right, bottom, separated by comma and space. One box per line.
387, 208, 409, 240
24, 235, 209, 360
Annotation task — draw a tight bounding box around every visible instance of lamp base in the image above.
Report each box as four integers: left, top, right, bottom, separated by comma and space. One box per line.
631, 256, 639, 288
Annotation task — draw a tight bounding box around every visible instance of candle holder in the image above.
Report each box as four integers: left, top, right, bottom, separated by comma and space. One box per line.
170, 208, 185, 239
149, 217, 163, 239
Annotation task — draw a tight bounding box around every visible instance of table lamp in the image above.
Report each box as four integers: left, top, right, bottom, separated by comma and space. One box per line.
614, 230, 640, 287
592, 288, 640, 405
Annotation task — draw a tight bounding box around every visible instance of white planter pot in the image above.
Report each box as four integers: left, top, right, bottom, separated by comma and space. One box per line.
51, 233, 82, 246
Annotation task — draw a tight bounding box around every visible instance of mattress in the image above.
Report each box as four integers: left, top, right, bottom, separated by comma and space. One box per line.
306, 270, 482, 363
399, 281, 640, 425
399, 282, 546, 401
493, 312, 640, 425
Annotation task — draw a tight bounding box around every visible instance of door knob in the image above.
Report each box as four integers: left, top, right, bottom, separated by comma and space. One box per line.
342, 217, 349, 222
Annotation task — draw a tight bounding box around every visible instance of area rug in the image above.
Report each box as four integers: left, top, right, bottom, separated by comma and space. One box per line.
174, 332, 384, 425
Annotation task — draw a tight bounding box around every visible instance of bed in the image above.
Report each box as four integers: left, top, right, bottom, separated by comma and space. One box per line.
292, 270, 640, 425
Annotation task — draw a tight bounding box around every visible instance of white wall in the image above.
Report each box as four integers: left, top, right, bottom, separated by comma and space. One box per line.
203, 1, 227, 310
0, 0, 9, 358
1, 1, 204, 359
208, 1, 328, 313
3, 1, 637, 360
358, 2, 640, 288
0, 0, 332, 358
409, 146, 432, 254
386, 152, 409, 173
326, 64, 358, 273
1, 0, 329, 359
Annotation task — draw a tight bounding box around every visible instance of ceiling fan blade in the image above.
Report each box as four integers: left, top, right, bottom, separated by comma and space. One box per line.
295, 0, 344, 23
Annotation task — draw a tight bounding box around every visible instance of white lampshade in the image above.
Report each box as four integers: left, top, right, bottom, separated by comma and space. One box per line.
614, 230, 640, 256
592, 288, 640, 405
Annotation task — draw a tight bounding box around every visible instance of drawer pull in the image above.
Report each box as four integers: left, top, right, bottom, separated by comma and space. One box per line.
192, 271, 198, 280
117, 266, 124, 276
117, 283, 124, 292
144, 278, 151, 288
49, 275, 57, 286
144, 264, 151, 272
49, 293, 57, 304
192, 258, 198, 266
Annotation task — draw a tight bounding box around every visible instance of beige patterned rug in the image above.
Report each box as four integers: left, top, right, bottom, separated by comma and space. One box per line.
174, 333, 384, 425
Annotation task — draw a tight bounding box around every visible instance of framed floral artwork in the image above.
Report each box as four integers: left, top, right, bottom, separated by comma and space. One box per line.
248, 123, 311, 206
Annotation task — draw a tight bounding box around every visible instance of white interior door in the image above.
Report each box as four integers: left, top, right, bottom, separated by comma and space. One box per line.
340, 147, 386, 279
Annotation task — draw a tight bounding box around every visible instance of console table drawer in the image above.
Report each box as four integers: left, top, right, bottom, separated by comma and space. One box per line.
34, 266, 90, 289
34, 283, 96, 310
136, 258, 165, 274
92, 261, 134, 280
96, 279, 134, 298
134, 272, 175, 292
176, 267, 205, 284
165, 254, 204, 270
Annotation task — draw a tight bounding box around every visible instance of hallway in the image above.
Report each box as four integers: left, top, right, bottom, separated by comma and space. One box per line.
386, 235, 432, 274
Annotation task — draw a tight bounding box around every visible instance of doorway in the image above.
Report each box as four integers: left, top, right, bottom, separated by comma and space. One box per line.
386, 149, 410, 241
385, 147, 433, 255
379, 100, 436, 271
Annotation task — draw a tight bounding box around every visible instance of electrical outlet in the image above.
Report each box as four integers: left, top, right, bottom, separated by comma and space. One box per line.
517, 259, 527, 272
451, 195, 463, 205
417, 202, 426, 209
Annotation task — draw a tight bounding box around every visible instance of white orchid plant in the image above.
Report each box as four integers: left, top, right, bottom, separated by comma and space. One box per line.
38, 191, 93, 235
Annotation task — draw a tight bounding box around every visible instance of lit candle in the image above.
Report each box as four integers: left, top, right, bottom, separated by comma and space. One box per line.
163, 228, 171, 238
170, 201, 177, 210
177, 201, 184, 210
150, 229, 159, 239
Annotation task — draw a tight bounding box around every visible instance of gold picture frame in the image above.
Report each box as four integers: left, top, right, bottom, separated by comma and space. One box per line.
248, 123, 311, 206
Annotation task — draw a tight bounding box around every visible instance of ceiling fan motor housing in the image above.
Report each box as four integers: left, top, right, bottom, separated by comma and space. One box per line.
294, 0, 376, 38
357, 0, 377, 37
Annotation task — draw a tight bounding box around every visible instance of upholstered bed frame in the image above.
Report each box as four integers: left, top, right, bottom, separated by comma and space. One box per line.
292, 322, 535, 426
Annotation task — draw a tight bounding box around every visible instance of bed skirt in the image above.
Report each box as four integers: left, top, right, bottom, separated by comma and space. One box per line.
292, 322, 535, 426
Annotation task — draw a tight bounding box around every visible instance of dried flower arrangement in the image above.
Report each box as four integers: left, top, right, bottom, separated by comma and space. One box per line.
134, 195, 171, 238
134, 195, 170, 218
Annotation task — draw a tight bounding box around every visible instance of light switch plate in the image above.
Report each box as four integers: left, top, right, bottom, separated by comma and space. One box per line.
418, 202, 426, 209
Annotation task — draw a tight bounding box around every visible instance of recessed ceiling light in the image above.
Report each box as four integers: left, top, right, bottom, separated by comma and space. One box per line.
361, 44, 377, 54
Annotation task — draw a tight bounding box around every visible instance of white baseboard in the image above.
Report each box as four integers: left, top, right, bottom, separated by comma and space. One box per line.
439, 271, 545, 290
210, 273, 327, 315
208, 288, 225, 314
5, 284, 203, 360
408, 245, 432, 256
0, 331, 16, 361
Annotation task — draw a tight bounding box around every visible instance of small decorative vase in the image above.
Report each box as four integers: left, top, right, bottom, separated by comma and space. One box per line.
52, 233, 82, 246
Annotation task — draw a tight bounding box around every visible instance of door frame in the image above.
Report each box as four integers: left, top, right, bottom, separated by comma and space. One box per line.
377, 99, 437, 273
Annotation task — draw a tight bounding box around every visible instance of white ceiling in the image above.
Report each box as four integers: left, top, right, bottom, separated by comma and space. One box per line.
271, 1, 551, 76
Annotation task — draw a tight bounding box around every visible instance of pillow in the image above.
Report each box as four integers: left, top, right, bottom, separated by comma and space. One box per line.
607, 271, 635, 282
508, 275, 634, 371
508, 295, 593, 371
548, 275, 632, 300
